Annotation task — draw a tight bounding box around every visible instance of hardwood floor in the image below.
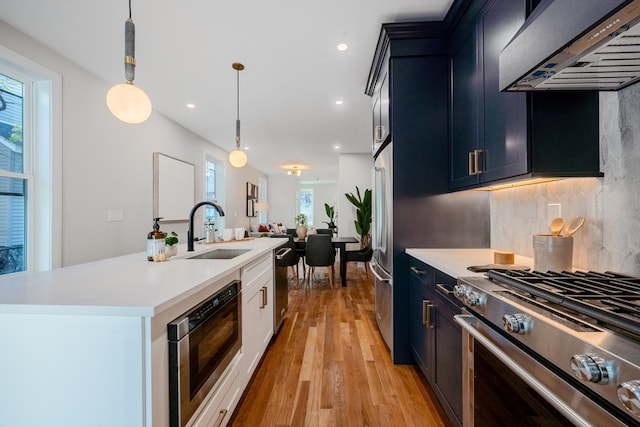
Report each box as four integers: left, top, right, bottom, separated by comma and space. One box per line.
230, 261, 450, 427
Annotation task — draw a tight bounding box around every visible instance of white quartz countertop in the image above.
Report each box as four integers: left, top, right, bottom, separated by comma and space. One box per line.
0, 238, 284, 317
405, 248, 534, 279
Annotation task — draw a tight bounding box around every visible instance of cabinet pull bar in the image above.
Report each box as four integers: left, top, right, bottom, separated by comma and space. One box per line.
260, 286, 267, 308
410, 266, 426, 275
468, 151, 475, 175
213, 409, 228, 427
474, 149, 482, 174
422, 300, 435, 328
436, 283, 454, 295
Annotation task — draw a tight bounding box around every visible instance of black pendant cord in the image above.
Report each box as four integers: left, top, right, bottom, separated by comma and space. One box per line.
129, 0, 132, 19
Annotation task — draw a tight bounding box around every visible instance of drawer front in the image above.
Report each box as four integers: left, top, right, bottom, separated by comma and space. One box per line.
190, 358, 242, 427
242, 253, 272, 291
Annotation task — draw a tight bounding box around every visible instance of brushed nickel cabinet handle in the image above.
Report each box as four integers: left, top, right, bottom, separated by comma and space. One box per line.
468, 151, 475, 175
260, 286, 267, 308
423, 300, 435, 328
410, 266, 426, 275
474, 149, 482, 174
436, 283, 454, 295
213, 409, 228, 427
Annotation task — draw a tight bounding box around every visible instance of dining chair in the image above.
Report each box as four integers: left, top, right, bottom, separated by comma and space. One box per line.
345, 242, 373, 279
303, 234, 335, 290
315, 228, 333, 235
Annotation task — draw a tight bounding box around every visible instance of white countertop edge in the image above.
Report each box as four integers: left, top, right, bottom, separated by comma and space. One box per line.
406, 248, 534, 279
0, 238, 284, 317
0, 304, 154, 317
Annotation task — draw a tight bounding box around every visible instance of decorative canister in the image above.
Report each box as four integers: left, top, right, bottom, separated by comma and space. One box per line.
532, 234, 573, 272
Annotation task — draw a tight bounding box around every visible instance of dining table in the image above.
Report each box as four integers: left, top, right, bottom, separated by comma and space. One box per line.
294, 236, 359, 287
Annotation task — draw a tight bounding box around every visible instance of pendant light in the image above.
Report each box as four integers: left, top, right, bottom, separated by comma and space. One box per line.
106, 0, 152, 124
228, 62, 248, 168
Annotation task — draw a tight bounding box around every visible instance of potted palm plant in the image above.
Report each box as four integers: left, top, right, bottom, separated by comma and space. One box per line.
323, 203, 337, 235
345, 186, 371, 248
295, 213, 308, 240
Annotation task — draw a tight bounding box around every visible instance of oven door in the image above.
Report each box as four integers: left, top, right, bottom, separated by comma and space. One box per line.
168, 281, 241, 427
455, 314, 628, 427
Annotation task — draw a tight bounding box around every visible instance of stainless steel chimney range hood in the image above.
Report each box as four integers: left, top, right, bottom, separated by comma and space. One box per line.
500, 0, 640, 91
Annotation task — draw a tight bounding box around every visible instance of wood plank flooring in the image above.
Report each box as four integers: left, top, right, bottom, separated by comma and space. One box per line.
229, 261, 450, 427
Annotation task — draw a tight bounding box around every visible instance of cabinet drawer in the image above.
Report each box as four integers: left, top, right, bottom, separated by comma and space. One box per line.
242, 253, 272, 291
191, 358, 242, 427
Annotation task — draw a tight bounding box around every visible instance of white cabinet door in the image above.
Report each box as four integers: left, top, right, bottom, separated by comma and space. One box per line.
241, 253, 274, 388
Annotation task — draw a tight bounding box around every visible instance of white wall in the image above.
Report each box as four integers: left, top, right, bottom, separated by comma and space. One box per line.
491, 86, 640, 275
266, 175, 298, 228
0, 20, 266, 267
300, 181, 337, 229
338, 154, 372, 244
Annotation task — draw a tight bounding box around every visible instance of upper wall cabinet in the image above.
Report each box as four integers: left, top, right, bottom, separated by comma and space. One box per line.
371, 49, 390, 154
449, 0, 602, 191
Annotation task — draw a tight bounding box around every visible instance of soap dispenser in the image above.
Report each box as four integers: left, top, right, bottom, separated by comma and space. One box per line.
147, 217, 166, 261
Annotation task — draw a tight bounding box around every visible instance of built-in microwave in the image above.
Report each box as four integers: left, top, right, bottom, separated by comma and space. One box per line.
168, 280, 241, 427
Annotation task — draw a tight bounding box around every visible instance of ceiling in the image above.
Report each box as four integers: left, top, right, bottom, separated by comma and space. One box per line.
0, 0, 454, 181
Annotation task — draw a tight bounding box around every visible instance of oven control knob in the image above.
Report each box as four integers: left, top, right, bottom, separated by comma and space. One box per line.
502, 314, 528, 334
464, 290, 481, 307
453, 285, 467, 300
570, 354, 610, 384
617, 380, 640, 417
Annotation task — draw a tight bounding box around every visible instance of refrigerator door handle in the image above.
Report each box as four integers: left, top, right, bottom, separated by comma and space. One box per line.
370, 260, 392, 283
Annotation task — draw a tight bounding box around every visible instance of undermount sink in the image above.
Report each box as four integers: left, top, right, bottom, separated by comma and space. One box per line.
186, 248, 252, 260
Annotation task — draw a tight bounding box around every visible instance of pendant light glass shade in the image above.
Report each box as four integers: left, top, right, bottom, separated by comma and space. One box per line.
228, 148, 248, 168
106, 3, 152, 124
106, 82, 152, 124
228, 63, 247, 168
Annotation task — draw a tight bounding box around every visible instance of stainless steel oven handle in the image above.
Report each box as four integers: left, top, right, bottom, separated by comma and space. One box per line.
455, 315, 594, 427
276, 247, 291, 259
370, 260, 391, 283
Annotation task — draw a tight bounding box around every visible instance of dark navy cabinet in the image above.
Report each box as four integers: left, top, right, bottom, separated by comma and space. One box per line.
409, 257, 463, 427
449, 0, 602, 191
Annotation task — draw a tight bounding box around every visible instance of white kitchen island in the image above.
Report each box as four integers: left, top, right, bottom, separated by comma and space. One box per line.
0, 237, 284, 427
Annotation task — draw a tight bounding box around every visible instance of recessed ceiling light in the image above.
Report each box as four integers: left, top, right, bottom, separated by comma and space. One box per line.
334, 144, 341, 150
335, 100, 343, 105
186, 103, 195, 109
337, 43, 348, 51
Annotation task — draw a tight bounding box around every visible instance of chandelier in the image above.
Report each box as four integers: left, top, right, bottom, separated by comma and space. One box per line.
287, 166, 302, 176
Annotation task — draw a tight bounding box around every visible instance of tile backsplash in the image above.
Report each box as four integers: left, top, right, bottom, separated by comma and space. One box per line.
491, 86, 640, 275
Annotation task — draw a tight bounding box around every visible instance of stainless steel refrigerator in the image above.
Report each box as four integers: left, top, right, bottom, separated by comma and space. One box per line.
371, 140, 393, 350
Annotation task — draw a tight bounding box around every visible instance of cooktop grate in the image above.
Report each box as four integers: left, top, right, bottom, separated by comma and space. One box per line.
486, 270, 640, 337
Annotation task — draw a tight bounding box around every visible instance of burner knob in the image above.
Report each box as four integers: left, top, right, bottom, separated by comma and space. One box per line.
617, 380, 640, 417
464, 290, 481, 307
453, 285, 467, 300
570, 354, 611, 384
502, 314, 528, 334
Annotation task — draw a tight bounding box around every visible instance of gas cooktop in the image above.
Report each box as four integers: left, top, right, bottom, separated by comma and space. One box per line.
486, 270, 640, 338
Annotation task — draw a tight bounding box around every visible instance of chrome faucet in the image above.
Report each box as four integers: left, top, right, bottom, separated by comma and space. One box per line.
187, 201, 225, 251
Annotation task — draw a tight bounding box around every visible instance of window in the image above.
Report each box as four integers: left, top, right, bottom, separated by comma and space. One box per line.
298, 188, 313, 226
205, 155, 224, 230
0, 48, 58, 276
0, 73, 26, 275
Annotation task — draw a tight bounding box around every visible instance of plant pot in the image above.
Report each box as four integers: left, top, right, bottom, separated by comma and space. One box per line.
296, 225, 307, 240
166, 245, 177, 258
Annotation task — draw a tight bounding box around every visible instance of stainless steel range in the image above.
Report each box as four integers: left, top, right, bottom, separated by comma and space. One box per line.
454, 270, 640, 426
